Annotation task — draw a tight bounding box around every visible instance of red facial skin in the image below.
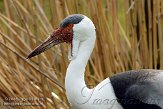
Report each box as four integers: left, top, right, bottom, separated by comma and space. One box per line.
27, 24, 74, 59
52, 24, 73, 43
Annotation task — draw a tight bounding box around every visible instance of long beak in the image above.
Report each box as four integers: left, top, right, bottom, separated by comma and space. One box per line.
27, 28, 72, 59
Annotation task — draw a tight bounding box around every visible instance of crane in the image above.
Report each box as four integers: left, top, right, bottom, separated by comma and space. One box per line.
27, 14, 163, 109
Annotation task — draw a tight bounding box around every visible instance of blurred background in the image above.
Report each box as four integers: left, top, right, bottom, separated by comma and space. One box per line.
0, 0, 163, 109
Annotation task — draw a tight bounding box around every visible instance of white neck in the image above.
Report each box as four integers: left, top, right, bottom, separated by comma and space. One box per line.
64, 16, 123, 109
65, 32, 96, 106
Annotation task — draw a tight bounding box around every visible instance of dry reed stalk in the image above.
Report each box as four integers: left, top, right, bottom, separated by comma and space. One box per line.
153, 0, 158, 69
159, 0, 163, 69
130, 0, 139, 69
147, 0, 153, 69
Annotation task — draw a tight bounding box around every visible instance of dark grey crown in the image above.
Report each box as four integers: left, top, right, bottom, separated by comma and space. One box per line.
60, 14, 84, 28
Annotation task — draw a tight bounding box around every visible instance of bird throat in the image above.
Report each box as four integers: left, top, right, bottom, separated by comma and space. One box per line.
68, 39, 80, 60
65, 35, 96, 106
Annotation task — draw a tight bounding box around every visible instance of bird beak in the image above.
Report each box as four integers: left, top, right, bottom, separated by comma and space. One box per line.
27, 28, 72, 59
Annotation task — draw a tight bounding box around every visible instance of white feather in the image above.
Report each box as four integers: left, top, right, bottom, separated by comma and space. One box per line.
65, 16, 123, 109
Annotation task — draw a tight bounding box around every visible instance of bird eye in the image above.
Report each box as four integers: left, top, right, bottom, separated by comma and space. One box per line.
64, 24, 74, 31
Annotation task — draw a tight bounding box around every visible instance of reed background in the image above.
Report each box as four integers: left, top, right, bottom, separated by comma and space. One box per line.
0, 0, 163, 109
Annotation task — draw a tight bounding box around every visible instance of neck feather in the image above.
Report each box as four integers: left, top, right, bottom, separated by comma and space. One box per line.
65, 34, 96, 106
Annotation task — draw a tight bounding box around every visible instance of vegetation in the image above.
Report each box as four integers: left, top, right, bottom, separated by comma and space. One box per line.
0, 0, 163, 109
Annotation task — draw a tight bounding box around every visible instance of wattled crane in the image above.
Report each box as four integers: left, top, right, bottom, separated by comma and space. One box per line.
27, 14, 163, 109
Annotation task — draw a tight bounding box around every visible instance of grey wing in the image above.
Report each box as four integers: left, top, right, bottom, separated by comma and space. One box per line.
125, 72, 163, 108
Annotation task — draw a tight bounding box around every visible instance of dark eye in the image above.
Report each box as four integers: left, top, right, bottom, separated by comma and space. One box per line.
63, 24, 74, 32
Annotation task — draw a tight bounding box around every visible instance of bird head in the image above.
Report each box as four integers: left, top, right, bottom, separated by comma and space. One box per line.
27, 14, 95, 60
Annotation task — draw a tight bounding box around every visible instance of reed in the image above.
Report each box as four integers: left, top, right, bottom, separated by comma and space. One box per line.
0, 0, 163, 108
